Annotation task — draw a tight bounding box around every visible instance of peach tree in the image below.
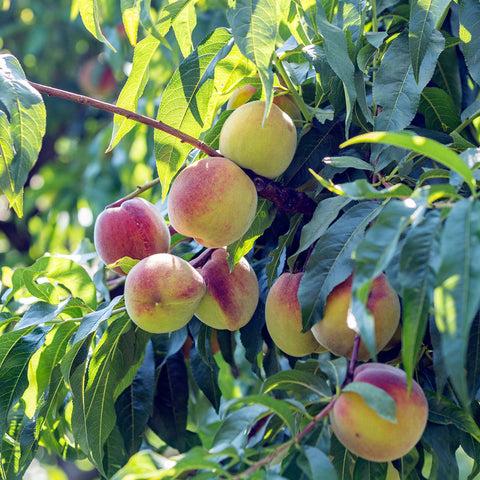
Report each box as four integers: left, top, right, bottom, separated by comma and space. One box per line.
1, 0, 480, 478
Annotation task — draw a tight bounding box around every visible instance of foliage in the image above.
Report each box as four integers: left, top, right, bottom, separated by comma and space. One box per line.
1, 0, 480, 479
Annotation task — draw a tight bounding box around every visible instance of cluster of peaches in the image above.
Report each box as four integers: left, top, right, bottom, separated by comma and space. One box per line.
93, 88, 428, 466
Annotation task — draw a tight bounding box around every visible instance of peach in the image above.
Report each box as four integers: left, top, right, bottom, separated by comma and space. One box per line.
94, 197, 170, 275
226, 84, 258, 110
195, 248, 259, 330
219, 100, 298, 179
265, 272, 323, 357
124, 253, 206, 334
330, 363, 428, 462
311, 273, 400, 360
167, 157, 258, 248
78, 56, 117, 99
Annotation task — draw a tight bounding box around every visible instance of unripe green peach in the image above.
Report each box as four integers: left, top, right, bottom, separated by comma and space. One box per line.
219, 100, 297, 179
226, 84, 258, 110
311, 273, 400, 360
330, 363, 428, 462
195, 248, 259, 331
265, 272, 323, 357
167, 157, 258, 248
94, 197, 170, 275
124, 253, 206, 334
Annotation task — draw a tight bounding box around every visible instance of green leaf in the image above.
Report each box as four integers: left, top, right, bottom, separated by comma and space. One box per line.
315, 3, 356, 134
459, 0, 480, 86
115, 341, 155, 456
266, 213, 303, 286
154, 28, 233, 197
227, 0, 279, 118
409, 0, 451, 81
189, 341, 222, 412
352, 458, 388, 480
227, 199, 277, 268
288, 196, 351, 272
399, 210, 442, 385
299, 201, 383, 331
108, 34, 160, 151
261, 370, 331, 398
341, 381, 396, 422
0, 326, 48, 458
351, 199, 420, 358
121, 0, 140, 46
148, 351, 189, 452
323, 156, 374, 171
78, 0, 115, 50
70, 316, 149, 475
297, 445, 338, 480
171, 0, 197, 58
433, 43, 462, 108
0, 54, 46, 217
419, 87, 461, 132
373, 30, 444, 132
433, 198, 480, 406
427, 392, 480, 442
341, 131, 477, 195
22, 256, 97, 309
211, 404, 270, 453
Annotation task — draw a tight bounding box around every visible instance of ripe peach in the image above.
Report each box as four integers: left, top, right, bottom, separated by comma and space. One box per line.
219, 100, 297, 179
265, 272, 323, 357
124, 253, 206, 334
195, 248, 259, 330
330, 363, 428, 462
94, 197, 170, 275
226, 84, 258, 110
311, 273, 400, 360
167, 157, 258, 248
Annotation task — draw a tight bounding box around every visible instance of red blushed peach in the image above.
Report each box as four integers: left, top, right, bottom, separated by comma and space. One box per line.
311, 273, 400, 360
167, 157, 258, 248
195, 248, 259, 330
124, 253, 206, 334
265, 272, 323, 357
219, 100, 298, 179
330, 363, 428, 462
94, 197, 170, 275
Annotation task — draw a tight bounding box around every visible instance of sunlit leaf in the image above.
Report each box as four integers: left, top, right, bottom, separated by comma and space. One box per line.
78, 0, 115, 50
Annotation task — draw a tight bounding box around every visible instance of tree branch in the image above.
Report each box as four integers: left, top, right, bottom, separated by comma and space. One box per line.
30, 82, 317, 216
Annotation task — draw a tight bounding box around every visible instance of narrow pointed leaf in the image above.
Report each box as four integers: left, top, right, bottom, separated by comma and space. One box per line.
297, 445, 338, 480
419, 87, 461, 132
342, 131, 477, 194
227, 0, 278, 117
409, 0, 450, 81
121, 0, 140, 46
154, 28, 234, 196
78, 0, 115, 50
108, 35, 160, 151
352, 199, 419, 358
0, 54, 46, 217
399, 210, 442, 384
434, 198, 480, 406
459, 0, 480, 86
299, 201, 383, 331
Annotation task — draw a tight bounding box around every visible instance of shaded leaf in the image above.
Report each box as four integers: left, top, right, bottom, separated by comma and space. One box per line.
419, 87, 461, 132
434, 198, 480, 406
351, 199, 420, 358
459, 0, 480, 86
149, 351, 189, 452
297, 445, 338, 480
299, 201, 383, 330
399, 210, 442, 384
